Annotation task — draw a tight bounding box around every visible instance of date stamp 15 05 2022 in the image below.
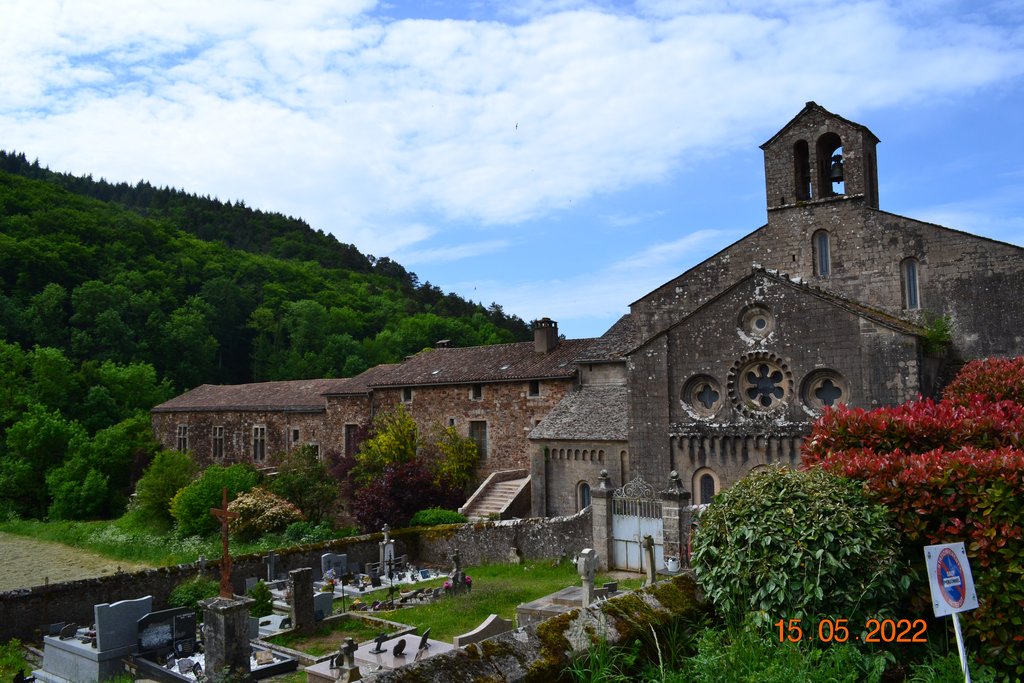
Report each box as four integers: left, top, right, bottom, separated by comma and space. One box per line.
775, 617, 928, 644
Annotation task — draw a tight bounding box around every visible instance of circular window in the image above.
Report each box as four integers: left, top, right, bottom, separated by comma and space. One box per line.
681, 375, 723, 418
801, 370, 848, 411
738, 304, 775, 340
728, 352, 793, 415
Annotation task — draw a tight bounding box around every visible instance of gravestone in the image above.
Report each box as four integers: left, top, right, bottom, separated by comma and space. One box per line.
453, 614, 514, 648
321, 552, 348, 577
642, 534, 657, 586
448, 549, 466, 595
200, 595, 254, 678
313, 591, 333, 621
290, 567, 316, 634
95, 595, 154, 651
370, 633, 388, 654
577, 548, 597, 606
137, 606, 195, 659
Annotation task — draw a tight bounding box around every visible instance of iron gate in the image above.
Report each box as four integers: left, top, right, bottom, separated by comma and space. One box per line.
611, 476, 664, 571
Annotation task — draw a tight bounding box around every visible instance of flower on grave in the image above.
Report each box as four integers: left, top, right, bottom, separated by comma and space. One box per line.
443, 580, 453, 590
464, 575, 472, 592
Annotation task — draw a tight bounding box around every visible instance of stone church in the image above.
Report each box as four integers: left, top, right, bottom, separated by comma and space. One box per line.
153, 103, 1024, 520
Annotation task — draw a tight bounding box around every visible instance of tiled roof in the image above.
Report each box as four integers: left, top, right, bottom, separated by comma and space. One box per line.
152, 378, 353, 412
577, 315, 637, 361
322, 364, 400, 396
528, 385, 628, 441
369, 338, 603, 387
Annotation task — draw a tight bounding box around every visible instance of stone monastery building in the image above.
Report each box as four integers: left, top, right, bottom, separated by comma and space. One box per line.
153, 103, 1024, 519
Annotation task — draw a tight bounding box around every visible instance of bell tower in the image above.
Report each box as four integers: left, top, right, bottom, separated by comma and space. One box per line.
760, 102, 880, 211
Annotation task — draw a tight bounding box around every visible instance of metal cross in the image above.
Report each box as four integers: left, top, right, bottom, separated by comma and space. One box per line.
209, 487, 240, 598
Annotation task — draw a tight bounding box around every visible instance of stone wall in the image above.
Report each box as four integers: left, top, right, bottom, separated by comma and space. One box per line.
0, 512, 591, 644
373, 378, 574, 477
631, 199, 1024, 358
151, 409, 326, 466
530, 440, 626, 517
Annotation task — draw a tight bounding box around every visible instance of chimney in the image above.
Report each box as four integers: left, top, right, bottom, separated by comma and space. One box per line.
533, 317, 559, 353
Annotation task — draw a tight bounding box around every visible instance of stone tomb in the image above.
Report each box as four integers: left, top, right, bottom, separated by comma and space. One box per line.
305, 629, 454, 681
34, 595, 153, 683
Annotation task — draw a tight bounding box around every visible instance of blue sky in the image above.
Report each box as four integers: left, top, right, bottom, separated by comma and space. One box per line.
2, 0, 1023, 339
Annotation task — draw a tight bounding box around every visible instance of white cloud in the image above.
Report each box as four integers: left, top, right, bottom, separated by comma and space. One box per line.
2, 0, 1022, 268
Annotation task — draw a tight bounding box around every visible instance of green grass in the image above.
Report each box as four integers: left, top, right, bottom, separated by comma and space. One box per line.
0, 515, 356, 566
267, 616, 398, 657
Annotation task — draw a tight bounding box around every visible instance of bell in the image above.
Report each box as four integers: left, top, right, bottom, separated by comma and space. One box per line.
830, 154, 844, 183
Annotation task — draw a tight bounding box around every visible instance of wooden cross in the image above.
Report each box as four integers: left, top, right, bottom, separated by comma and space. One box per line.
210, 487, 240, 598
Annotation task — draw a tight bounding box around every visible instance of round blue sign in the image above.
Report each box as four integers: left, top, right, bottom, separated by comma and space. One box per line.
936, 547, 966, 609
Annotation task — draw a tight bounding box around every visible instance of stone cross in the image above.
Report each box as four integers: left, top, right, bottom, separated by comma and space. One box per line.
577, 548, 597, 606
642, 535, 657, 586
382, 523, 390, 543
263, 550, 277, 582
209, 488, 240, 598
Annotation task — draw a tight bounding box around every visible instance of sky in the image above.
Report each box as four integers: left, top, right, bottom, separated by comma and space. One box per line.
2, 1, 1023, 340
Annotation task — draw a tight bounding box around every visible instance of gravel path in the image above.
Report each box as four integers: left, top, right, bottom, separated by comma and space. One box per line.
0, 531, 153, 591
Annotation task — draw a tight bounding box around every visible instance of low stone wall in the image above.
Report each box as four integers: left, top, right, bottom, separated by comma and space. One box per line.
363, 572, 704, 683
0, 509, 591, 644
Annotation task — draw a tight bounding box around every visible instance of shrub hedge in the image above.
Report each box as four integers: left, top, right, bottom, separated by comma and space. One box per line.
803, 357, 1024, 678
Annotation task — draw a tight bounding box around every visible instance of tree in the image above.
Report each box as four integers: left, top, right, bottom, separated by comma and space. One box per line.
350, 460, 463, 532
266, 445, 338, 524
427, 425, 478, 491
133, 450, 200, 529
169, 464, 260, 537
352, 404, 420, 487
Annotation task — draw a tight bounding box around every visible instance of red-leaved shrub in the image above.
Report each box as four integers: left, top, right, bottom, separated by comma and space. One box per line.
803, 358, 1024, 677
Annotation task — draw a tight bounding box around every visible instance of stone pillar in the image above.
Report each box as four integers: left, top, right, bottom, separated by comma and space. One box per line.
530, 446, 547, 518
590, 470, 613, 571
660, 470, 691, 569
289, 568, 315, 635
200, 595, 254, 678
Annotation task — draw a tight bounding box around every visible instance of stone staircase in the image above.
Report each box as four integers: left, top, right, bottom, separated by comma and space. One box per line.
460, 470, 531, 521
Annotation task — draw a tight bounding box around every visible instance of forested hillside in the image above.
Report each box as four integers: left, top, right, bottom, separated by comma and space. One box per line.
0, 151, 529, 520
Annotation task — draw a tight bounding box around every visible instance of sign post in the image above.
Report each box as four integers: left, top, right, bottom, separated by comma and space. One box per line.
924, 542, 978, 683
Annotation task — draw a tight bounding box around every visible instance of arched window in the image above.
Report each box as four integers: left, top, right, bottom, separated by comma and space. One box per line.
577, 482, 592, 511
816, 132, 844, 197
693, 468, 719, 505
901, 258, 920, 310
813, 230, 831, 277
793, 140, 811, 201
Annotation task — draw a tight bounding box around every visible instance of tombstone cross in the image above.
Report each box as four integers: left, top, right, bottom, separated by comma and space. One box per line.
210, 487, 240, 598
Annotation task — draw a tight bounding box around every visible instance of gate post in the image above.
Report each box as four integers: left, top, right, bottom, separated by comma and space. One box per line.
660, 471, 691, 570
590, 469, 613, 571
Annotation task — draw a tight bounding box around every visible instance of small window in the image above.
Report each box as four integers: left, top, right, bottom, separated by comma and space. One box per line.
469, 421, 488, 459
577, 482, 592, 511
175, 425, 188, 452
253, 425, 266, 462
693, 468, 719, 505
402, 387, 413, 402
813, 230, 831, 276
291, 428, 300, 443
901, 257, 920, 310
471, 384, 483, 400
344, 424, 360, 458
528, 379, 540, 396
448, 417, 456, 427
211, 426, 224, 460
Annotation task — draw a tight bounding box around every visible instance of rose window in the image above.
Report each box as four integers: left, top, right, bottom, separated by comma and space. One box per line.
801, 370, 848, 411
728, 352, 793, 415
745, 364, 785, 407
682, 375, 723, 418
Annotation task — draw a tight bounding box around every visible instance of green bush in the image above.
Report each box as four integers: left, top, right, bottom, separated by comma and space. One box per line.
266, 444, 338, 524
133, 449, 199, 528
0, 639, 29, 681
169, 464, 260, 537
408, 507, 467, 527
248, 580, 274, 618
169, 576, 219, 620
283, 520, 335, 543
691, 466, 904, 627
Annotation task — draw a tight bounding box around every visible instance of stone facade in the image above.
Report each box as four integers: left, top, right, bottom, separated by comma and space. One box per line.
626, 101, 1024, 501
